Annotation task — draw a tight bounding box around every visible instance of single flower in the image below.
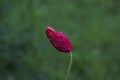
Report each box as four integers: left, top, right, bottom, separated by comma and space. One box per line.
45, 26, 72, 53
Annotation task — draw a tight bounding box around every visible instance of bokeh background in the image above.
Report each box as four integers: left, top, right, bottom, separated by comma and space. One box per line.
0, 0, 120, 80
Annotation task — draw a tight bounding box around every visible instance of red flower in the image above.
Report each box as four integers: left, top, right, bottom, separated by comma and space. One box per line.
45, 26, 72, 53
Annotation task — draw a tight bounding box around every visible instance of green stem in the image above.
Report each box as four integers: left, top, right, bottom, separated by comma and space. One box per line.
65, 51, 73, 80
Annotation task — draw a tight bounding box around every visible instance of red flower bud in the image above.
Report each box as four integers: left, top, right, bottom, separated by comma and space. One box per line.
45, 26, 72, 53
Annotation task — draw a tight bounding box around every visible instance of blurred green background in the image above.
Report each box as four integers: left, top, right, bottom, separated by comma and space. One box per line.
0, 0, 120, 80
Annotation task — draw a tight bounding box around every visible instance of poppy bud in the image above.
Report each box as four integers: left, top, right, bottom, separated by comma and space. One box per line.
45, 26, 72, 53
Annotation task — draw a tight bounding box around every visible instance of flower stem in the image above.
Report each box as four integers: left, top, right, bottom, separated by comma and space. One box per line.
65, 51, 73, 80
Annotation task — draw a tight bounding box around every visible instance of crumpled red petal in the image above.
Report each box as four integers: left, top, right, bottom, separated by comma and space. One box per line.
45, 26, 72, 53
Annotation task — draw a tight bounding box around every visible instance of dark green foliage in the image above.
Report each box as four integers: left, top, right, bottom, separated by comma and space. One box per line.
0, 0, 120, 80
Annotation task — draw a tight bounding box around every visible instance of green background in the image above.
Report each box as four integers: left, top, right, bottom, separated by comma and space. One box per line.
0, 0, 120, 80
